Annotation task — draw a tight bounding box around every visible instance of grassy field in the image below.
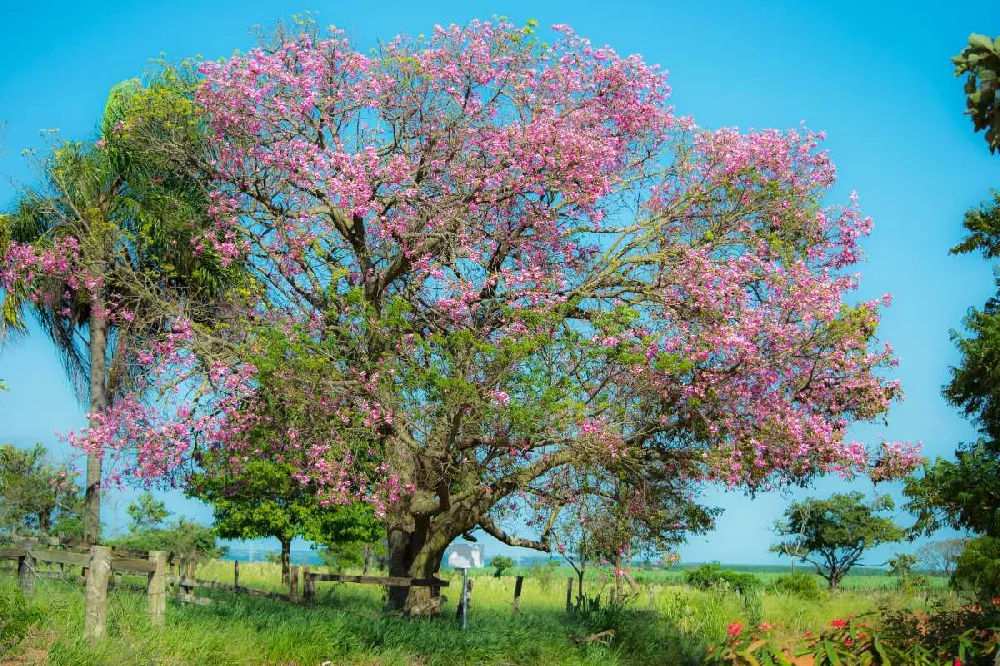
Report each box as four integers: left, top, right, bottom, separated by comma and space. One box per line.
0, 560, 956, 666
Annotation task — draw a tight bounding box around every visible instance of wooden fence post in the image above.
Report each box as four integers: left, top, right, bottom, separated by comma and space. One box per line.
302, 566, 313, 603
147, 551, 167, 628
565, 577, 573, 613
17, 550, 35, 598
512, 575, 523, 615
233, 560, 240, 589
84, 545, 112, 640
289, 565, 300, 602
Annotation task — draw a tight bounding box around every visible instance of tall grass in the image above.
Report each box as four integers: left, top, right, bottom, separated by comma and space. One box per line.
0, 561, 956, 666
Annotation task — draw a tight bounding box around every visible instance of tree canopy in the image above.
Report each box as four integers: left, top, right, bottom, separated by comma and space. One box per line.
954, 34, 1000, 153
902, 37, 1000, 538
27, 20, 915, 616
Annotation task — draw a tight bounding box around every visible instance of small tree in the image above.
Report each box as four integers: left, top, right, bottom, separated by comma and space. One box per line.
773, 493, 905, 591
126, 493, 169, 533
0, 444, 81, 536
491, 555, 514, 578
190, 454, 382, 586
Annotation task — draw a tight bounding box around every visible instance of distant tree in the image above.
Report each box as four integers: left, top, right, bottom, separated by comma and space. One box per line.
0, 444, 80, 536
554, 469, 716, 607
190, 453, 382, 586
916, 538, 968, 577
491, 555, 514, 578
126, 492, 169, 534
110, 519, 221, 563
953, 34, 1000, 153
773, 493, 905, 591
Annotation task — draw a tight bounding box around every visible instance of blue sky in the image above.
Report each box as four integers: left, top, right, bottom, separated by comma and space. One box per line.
1, 0, 999, 564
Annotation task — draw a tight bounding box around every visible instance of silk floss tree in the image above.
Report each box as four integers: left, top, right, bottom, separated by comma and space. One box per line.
62, 20, 920, 615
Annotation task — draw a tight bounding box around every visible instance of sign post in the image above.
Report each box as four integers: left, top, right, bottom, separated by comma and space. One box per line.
447, 543, 484, 630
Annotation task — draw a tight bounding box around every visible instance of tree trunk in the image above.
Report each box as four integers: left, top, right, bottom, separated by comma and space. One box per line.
385, 519, 450, 617
828, 568, 842, 592
37, 506, 52, 535
84, 306, 107, 545
362, 544, 373, 576
280, 537, 291, 587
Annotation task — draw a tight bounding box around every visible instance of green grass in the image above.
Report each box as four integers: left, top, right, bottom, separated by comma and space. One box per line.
0, 561, 959, 666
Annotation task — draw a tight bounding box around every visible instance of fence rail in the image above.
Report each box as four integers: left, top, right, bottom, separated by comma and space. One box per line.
0, 541, 166, 641
1, 537, 526, 639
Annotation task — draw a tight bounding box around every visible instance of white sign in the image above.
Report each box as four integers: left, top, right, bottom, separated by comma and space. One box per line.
447, 543, 484, 569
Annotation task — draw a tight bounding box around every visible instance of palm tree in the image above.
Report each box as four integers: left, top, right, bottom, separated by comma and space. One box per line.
0, 72, 233, 544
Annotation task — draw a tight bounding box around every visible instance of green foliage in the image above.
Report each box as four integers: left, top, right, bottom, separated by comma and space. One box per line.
773, 493, 905, 590
954, 34, 1000, 153
108, 519, 221, 560
684, 563, 760, 595
188, 331, 384, 563
126, 492, 168, 533
741, 585, 764, 627
772, 571, 823, 600
953, 536, 1000, 601
878, 602, 1000, 665
709, 611, 1000, 666
906, 443, 1000, 537
319, 540, 386, 573
888, 554, 917, 579
0, 443, 80, 536
526, 560, 561, 591
0, 587, 41, 658
491, 555, 514, 578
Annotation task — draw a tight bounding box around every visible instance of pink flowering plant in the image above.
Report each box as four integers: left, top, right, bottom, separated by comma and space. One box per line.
38, 19, 919, 615
706, 614, 1000, 666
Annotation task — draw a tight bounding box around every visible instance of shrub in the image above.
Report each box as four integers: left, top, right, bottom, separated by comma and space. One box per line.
707, 608, 1000, 666
684, 563, 760, 595
0, 588, 41, 658
772, 571, 823, 600
526, 560, 560, 592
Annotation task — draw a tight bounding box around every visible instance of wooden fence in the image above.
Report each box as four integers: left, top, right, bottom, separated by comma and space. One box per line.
0, 541, 165, 640
301, 570, 450, 604
1, 537, 534, 639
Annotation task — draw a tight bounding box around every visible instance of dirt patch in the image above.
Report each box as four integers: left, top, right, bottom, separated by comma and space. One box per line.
1, 631, 56, 666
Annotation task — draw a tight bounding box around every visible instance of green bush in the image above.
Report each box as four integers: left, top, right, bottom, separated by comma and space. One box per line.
0, 588, 41, 657
684, 563, 760, 595
526, 560, 561, 591
772, 571, 823, 600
